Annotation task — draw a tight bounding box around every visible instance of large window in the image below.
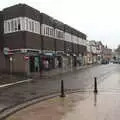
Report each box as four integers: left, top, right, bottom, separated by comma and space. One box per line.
41, 24, 65, 40
41, 24, 54, 38
55, 29, 64, 40
65, 32, 72, 42
4, 17, 40, 34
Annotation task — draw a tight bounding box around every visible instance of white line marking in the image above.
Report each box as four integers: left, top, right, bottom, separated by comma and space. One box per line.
0, 79, 33, 88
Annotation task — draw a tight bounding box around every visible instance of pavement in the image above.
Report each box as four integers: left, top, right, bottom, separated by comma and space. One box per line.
3, 64, 120, 120
5, 92, 120, 120
0, 64, 92, 85
0, 74, 27, 85
31, 64, 94, 79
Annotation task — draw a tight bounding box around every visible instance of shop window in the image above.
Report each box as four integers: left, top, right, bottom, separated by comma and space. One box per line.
29, 56, 34, 72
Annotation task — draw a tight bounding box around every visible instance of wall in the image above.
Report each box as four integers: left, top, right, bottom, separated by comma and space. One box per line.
12, 53, 26, 73
0, 53, 9, 72
0, 11, 3, 51
3, 4, 41, 50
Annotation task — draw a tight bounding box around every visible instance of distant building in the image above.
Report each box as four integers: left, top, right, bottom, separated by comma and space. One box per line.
86, 40, 108, 64
96, 41, 104, 64
89, 40, 98, 64
103, 46, 112, 62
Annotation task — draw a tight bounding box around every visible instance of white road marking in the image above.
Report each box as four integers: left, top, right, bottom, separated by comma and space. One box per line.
0, 79, 32, 88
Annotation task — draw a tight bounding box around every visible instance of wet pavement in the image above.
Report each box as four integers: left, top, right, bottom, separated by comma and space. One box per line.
5, 93, 120, 120
0, 74, 27, 85
0, 64, 120, 119
5, 66, 120, 120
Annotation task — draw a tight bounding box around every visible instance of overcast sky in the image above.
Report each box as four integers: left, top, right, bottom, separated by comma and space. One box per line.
0, 0, 120, 49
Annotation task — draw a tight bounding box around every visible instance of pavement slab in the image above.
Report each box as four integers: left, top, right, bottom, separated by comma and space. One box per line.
4, 92, 120, 120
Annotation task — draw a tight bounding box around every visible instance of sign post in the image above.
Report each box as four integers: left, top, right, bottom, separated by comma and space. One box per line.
24, 56, 29, 77
10, 56, 13, 80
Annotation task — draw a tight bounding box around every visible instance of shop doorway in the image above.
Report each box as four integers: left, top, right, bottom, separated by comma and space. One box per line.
29, 56, 39, 72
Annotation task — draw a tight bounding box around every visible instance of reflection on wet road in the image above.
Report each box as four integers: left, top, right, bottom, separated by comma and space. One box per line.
61, 71, 120, 120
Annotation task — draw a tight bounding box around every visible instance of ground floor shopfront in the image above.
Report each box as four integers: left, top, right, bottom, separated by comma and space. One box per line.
0, 49, 87, 76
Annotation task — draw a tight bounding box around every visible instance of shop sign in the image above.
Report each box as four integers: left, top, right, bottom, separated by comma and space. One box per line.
24, 56, 29, 60
44, 53, 53, 56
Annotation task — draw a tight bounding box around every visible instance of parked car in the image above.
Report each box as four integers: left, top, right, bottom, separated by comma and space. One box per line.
113, 60, 120, 64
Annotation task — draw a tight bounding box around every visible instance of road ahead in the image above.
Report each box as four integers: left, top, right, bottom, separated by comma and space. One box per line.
0, 64, 119, 113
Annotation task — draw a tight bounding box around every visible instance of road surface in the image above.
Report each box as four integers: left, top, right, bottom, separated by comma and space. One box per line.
0, 64, 119, 115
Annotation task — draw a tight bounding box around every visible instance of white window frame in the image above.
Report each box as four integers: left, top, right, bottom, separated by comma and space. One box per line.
4, 17, 40, 34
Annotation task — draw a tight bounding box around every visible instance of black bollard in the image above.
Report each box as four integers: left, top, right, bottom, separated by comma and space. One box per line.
60, 80, 65, 97
94, 77, 98, 93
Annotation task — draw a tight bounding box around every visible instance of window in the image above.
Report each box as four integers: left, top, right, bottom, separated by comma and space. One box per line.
55, 29, 64, 40
47, 27, 50, 36
4, 21, 7, 33
11, 21, 14, 32
18, 19, 21, 30
8, 22, 10, 32
32, 21, 34, 32
26, 18, 28, 30
14, 20, 17, 31
46, 27, 49, 35
4, 17, 40, 34
50, 28, 53, 36
35, 22, 37, 33
44, 25, 46, 35
29, 20, 32, 31
41, 24, 55, 38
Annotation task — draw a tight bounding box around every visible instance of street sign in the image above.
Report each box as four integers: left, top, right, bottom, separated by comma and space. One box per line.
3, 47, 10, 55
24, 56, 29, 60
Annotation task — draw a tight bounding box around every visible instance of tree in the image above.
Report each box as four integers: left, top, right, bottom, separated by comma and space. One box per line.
115, 45, 120, 56
116, 45, 120, 52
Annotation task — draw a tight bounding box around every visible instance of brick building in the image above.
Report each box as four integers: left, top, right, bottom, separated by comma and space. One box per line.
0, 4, 87, 75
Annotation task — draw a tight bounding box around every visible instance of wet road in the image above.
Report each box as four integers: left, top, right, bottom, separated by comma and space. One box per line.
5, 69, 120, 120
0, 64, 119, 113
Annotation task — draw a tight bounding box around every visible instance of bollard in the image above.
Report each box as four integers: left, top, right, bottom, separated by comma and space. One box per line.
94, 77, 98, 93
60, 80, 65, 97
